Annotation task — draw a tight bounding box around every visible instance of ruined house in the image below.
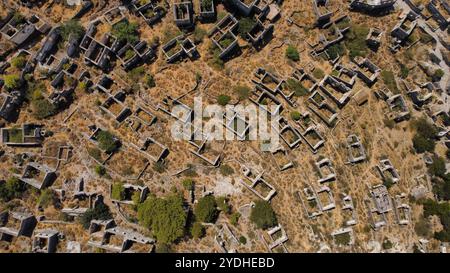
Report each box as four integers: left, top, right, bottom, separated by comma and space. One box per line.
88, 222, 155, 253
173, 1, 194, 29
162, 35, 197, 63
0, 211, 37, 242
16, 162, 57, 189
1, 124, 45, 146
352, 56, 381, 85
346, 134, 366, 164
32, 229, 59, 253
208, 14, 240, 59
365, 184, 392, 229
110, 183, 149, 205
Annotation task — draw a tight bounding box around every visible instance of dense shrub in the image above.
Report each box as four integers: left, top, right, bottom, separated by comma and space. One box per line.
3, 74, 21, 90
194, 195, 218, 223
422, 199, 450, 242
94, 165, 106, 176
230, 212, 240, 226
191, 222, 205, 239
287, 79, 308, 96
112, 21, 139, 43
193, 27, 207, 44
412, 117, 437, 153
11, 55, 26, 69
290, 111, 302, 121
38, 189, 56, 208
137, 194, 187, 243
238, 17, 256, 38
312, 68, 325, 80
145, 74, 156, 88
97, 131, 119, 153
250, 200, 277, 229
433, 69, 444, 81
285, 45, 299, 61
428, 156, 446, 178
0, 177, 25, 202
111, 182, 125, 200
345, 24, 369, 59
219, 164, 234, 176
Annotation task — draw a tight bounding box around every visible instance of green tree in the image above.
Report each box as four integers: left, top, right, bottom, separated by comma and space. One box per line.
112, 21, 139, 43
137, 194, 187, 243
413, 117, 438, 139
428, 156, 446, 178
194, 195, 218, 223
219, 164, 234, 176
334, 232, 351, 245
286, 45, 299, 61
250, 200, 277, 229
412, 117, 437, 153
422, 199, 450, 242
383, 177, 395, 189
32, 98, 56, 120
97, 131, 119, 153
145, 74, 156, 88
238, 17, 256, 38
60, 20, 85, 41
201, 0, 213, 10
80, 203, 113, 229
433, 69, 444, 81
217, 94, 231, 106
132, 191, 141, 205
287, 79, 308, 96
12, 12, 25, 25
127, 66, 145, 82
191, 221, 205, 239
415, 216, 431, 237
432, 174, 450, 201
153, 161, 166, 173
400, 63, 409, 79
290, 111, 302, 121
327, 43, 345, 59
